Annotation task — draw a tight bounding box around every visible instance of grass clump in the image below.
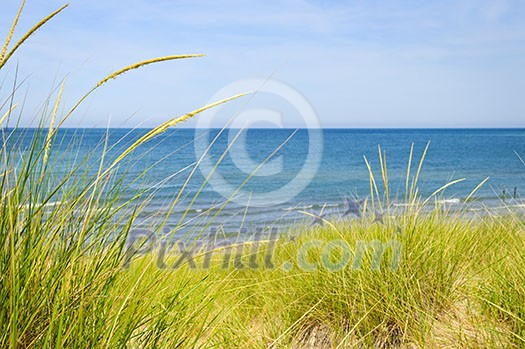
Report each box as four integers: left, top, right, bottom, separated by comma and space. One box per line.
120, 211, 524, 348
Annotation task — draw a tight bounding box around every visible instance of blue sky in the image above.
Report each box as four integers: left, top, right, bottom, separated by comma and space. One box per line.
1, 0, 525, 128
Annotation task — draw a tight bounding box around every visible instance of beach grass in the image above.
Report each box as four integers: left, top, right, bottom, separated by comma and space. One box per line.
1, 2, 525, 348
115, 209, 525, 348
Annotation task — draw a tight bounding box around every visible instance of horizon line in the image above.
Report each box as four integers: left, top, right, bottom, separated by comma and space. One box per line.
5, 127, 525, 131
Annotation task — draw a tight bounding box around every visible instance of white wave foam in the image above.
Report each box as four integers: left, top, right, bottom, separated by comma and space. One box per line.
436, 198, 461, 205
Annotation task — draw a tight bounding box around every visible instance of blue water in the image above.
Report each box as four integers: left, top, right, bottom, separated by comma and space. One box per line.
6, 128, 525, 236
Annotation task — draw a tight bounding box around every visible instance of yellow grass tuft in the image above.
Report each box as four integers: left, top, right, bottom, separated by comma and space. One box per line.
96, 54, 205, 87
0, 104, 17, 126
43, 81, 65, 163
52, 54, 205, 130
0, 3, 69, 70
0, 0, 25, 63
111, 92, 251, 167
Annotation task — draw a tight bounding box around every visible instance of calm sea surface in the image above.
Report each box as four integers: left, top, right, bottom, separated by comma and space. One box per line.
7, 128, 525, 238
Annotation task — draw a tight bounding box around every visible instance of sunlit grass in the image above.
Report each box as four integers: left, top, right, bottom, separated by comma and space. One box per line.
120, 210, 524, 348
1, 2, 524, 348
